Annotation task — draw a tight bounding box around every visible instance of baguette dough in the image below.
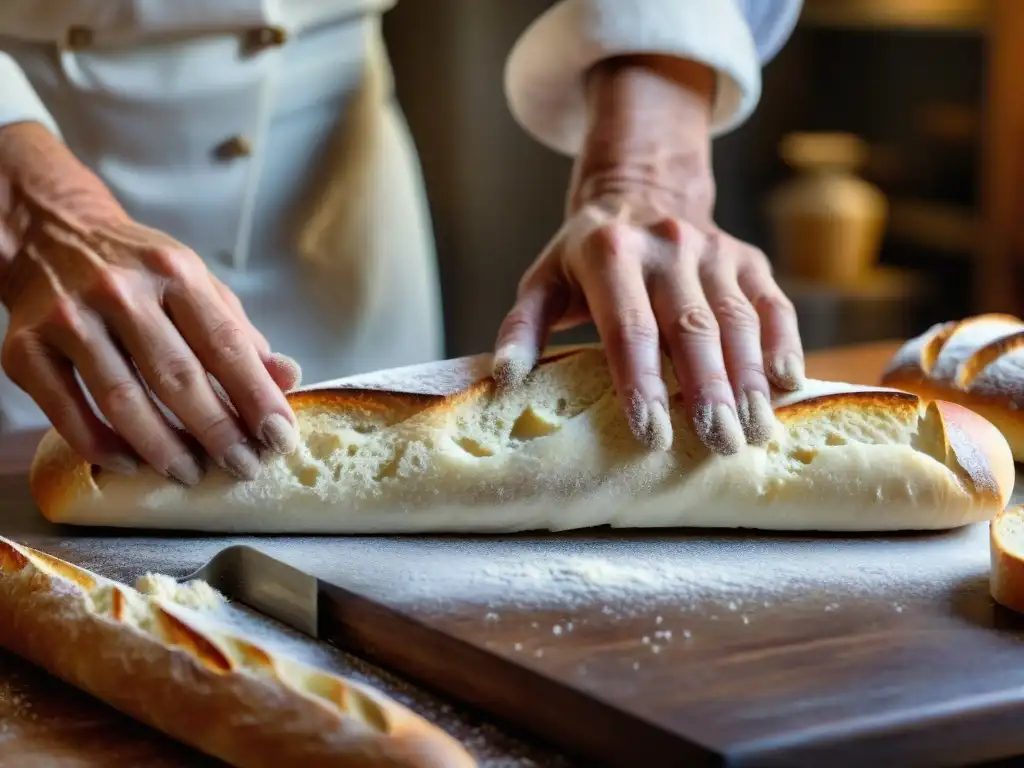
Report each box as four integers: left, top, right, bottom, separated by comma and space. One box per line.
31, 345, 1015, 533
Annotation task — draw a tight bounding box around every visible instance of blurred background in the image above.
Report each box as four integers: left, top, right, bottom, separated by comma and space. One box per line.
382, 0, 1021, 357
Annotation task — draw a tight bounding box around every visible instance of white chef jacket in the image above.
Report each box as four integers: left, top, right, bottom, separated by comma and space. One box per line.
0, 0, 802, 432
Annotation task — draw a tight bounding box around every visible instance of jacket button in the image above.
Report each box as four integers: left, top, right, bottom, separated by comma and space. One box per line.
245, 25, 288, 52
214, 135, 253, 161
65, 25, 95, 49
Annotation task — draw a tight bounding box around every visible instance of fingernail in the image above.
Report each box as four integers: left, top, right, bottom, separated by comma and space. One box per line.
693, 402, 744, 456
769, 354, 805, 390
493, 344, 534, 390
103, 454, 139, 476
221, 442, 261, 481
737, 390, 775, 446
645, 400, 673, 451
626, 389, 650, 444
167, 453, 203, 486
260, 413, 299, 455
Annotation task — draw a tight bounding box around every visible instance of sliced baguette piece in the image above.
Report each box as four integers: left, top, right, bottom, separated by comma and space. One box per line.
0, 537, 476, 768
31, 345, 1015, 533
990, 506, 1024, 613
881, 313, 1024, 461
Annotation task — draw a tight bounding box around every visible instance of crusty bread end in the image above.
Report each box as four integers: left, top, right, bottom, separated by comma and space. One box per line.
991, 506, 1024, 614
0, 537, 476, 768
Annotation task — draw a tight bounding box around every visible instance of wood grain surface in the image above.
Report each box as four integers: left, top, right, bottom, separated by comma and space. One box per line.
7, 340, 1024, 768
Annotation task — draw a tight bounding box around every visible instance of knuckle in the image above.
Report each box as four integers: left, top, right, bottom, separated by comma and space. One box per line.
151, 355, 205, 396
583, 223, 627, 263
98, 378, 142, 418
753, 290, 796, 318
88, 269, 137, 313
207, 321, 250, 361
145, 246, 202, 283
668, 304, 719, 340
711, 294, 759, 329
650, 217, 685, 244
651, 216, 700, 249
1, 332, 34, 383
500, 310, 533, 339
613, 307, 659, 346
741, 244, 771, 266
46, 297, 89, 340
46, 296, 85, 333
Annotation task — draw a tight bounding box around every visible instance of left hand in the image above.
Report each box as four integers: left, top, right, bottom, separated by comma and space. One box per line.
492, 56, 804, 456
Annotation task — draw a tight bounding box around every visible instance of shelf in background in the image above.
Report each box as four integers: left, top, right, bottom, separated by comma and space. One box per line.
886, 197, 978, 257
800, 0, 989, 33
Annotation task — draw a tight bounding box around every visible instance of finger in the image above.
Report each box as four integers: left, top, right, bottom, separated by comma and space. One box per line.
738, 260, 804, 391
493, 272, 567, 390
3, 334, 137, 474
209, 275, 302, 392
55, 325, 204, 485
165, 282, 299, 457
211, 274, 271, 355
101, 299, 262, 480
701, 238, 774, 446
265, 352, 303, 392
649, 228, 742, 455
575, 225, 672, 451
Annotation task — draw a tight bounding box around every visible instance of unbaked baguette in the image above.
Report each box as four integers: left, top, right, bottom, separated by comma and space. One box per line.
31, 345, 1015, 533
0, 537, 476, 768
882, 313, 1024, 461
990, 506, 1024, 613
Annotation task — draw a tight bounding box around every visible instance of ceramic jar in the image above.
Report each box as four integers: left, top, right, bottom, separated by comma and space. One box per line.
766, 132, 888, 284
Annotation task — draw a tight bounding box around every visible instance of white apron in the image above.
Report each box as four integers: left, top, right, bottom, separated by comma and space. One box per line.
0, 1, 444, 432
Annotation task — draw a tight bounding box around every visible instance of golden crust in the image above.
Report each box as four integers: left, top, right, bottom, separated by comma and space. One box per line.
0, 537, 476, 767
934, 400, 1016, 511
774, 389, 919, 420
881, 314, 1024, 462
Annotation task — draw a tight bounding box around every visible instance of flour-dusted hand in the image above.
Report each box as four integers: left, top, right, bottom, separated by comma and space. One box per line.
494, 56, 804, 455
495, 201, 801, 455
0, 122, 300, 483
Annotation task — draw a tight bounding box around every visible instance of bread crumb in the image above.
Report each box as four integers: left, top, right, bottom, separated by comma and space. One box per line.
134, 572, 226, 611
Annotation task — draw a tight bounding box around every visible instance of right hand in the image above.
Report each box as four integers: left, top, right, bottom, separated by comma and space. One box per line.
0, 123, 301, 485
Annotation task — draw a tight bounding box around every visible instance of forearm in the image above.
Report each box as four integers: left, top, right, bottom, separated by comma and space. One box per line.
569, 55, 717, 222
0, 121, 125, 283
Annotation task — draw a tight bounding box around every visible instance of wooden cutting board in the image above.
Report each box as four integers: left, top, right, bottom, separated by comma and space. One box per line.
6, 468, 1024, 767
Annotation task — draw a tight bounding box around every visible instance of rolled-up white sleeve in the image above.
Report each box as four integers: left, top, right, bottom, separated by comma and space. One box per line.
505, 0, 803, 156
0, 52, 60, 136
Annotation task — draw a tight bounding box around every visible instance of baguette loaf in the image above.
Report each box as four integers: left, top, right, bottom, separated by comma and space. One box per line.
0, 537, 476, 768
990, 506, 1024, 614
882, 313, 1024, 460
31, 345, 1015, 533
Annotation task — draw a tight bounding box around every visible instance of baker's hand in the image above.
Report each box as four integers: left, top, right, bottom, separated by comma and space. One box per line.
493, 56, 804, 455
0, 122, 301, 484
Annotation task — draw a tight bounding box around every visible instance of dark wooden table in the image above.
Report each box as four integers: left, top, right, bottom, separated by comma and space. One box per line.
7, 340, 987, 768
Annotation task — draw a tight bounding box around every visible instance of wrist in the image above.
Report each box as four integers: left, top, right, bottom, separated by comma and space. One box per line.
570, 55, 717, 222
0, 121, 126, 287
